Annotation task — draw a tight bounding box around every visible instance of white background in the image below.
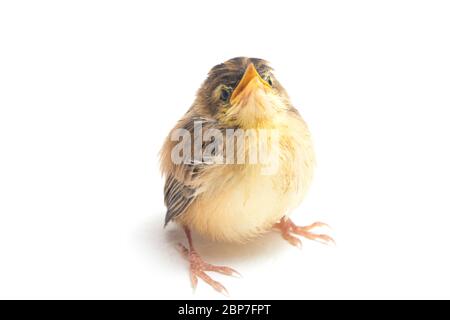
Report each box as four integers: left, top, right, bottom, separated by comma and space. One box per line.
1, 1, 449, 299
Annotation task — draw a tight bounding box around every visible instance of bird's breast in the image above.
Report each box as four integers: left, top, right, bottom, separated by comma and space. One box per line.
177, 115, 315, 243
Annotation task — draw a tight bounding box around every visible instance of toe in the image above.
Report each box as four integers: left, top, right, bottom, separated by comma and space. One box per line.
282, 233, 303, 248
197, 271, 229, 296
190, 269, 199, 290
300, 221, 331, 231
316, 234, 336, 245
206, 265, 242, 277
298, 231, 335, 245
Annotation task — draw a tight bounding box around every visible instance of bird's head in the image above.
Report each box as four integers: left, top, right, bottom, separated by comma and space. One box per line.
196, 57, 292, 129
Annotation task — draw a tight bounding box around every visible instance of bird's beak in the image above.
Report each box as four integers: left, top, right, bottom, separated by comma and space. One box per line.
231, 63, 271, 105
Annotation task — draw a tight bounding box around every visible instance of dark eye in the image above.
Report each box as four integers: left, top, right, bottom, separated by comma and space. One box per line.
266, 76, 273, 86
220, 88, 230, 101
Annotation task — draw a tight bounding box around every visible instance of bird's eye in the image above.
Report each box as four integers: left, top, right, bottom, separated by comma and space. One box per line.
266, 76, 273, 87
220, 87, 230, 101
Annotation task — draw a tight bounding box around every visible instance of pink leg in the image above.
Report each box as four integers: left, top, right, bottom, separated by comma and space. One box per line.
178, 227, 240, 296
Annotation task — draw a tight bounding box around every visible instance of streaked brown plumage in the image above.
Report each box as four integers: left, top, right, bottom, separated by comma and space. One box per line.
160, 57, 333, 295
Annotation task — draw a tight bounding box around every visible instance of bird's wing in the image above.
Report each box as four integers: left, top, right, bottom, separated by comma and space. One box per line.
163, 174, 196, 226
163, 116, 220, 226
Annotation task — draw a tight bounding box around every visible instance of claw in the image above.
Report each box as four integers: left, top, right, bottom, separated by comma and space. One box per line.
275, 217, 335, 247
178, 229, 239, 296
299, 221, 331, 231
292, 227, 335, 244
190, 270, 198, 290
281, 232, 303, 248
206, 265, 242, 278
196, 271, 230, 297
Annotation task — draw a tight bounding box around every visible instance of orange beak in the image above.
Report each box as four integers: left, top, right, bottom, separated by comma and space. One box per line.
230, 63, 271, 105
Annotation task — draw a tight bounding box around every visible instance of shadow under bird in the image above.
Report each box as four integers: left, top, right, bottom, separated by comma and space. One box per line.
160, 57, 334, 295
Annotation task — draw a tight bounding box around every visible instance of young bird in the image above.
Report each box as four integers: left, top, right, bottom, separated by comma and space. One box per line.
160, 57, 333, 294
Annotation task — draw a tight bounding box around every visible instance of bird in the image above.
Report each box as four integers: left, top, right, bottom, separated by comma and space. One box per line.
160, 57, 333, 295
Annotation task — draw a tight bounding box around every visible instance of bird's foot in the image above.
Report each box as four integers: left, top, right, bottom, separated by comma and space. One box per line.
177, 243, 240, 296
273, 217, 335, 248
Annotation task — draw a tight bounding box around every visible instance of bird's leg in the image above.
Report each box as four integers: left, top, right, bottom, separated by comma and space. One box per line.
177, 226, 240, 296
273, 216, 335, 248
